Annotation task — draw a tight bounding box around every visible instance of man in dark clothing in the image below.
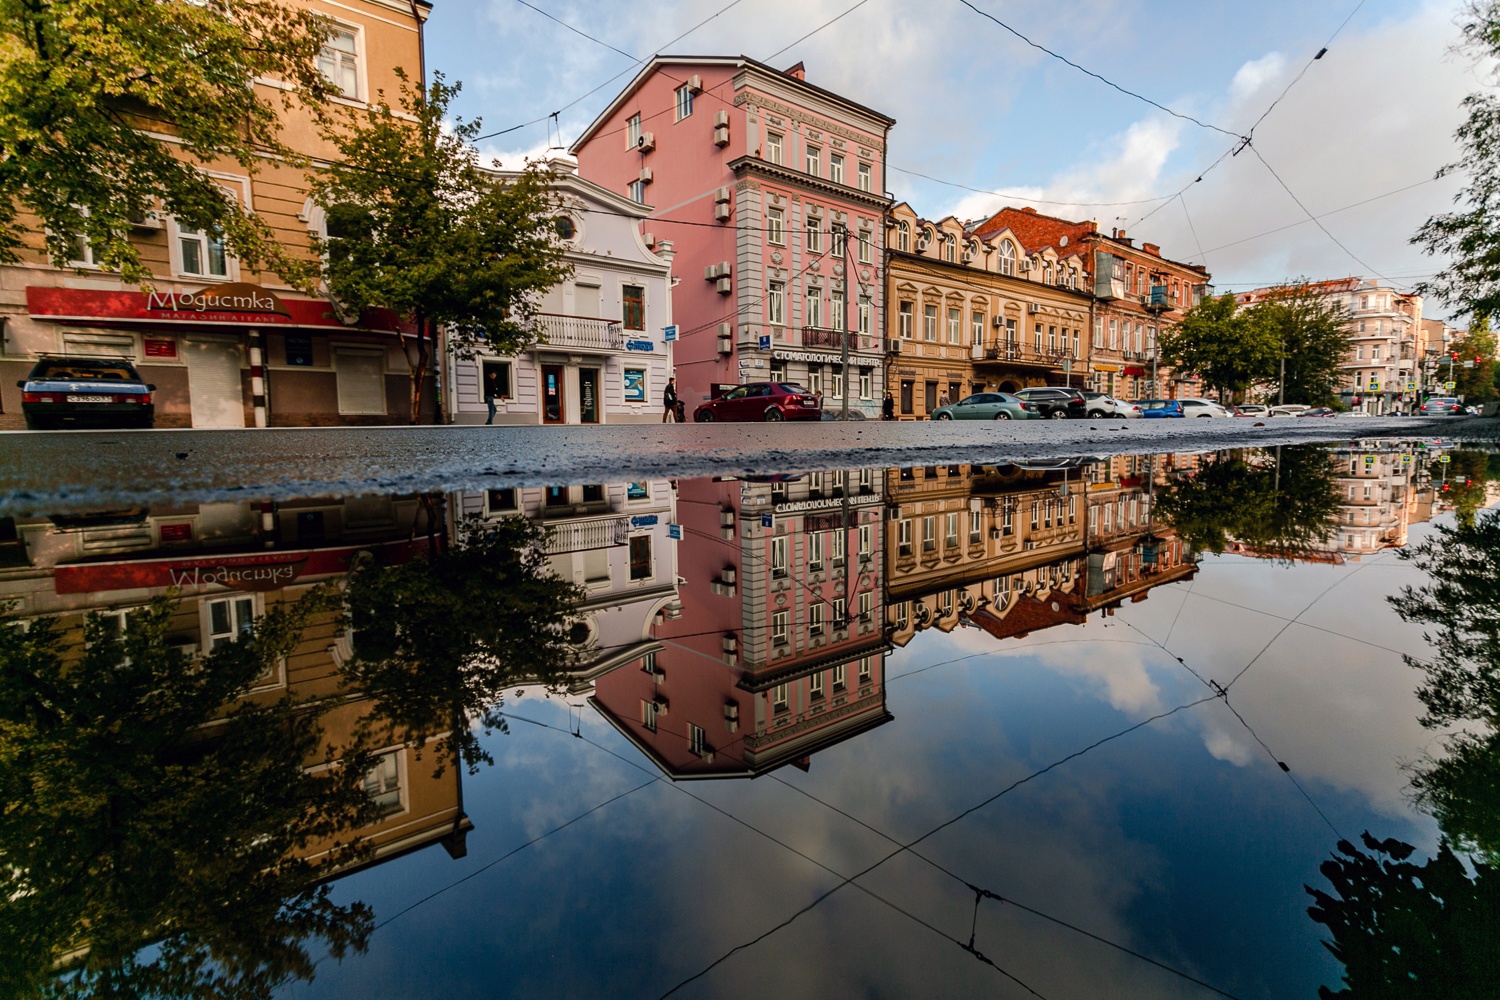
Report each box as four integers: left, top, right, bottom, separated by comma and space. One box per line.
663, 377, 678, 423
882, 392, 895, 421
483, 368, 502, 425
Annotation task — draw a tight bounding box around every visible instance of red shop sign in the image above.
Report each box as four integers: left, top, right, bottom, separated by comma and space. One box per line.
53, 540, 419, 594
143, 338, 178, 358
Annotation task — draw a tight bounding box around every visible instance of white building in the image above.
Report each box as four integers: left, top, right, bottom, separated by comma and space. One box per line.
446, 159, 676, 425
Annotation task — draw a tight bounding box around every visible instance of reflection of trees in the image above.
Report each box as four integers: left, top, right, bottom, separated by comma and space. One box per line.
1306, 833, 1500, 999
342, 514, 586, 774
1154, 447, 1339, 561
0, 592, 379, 999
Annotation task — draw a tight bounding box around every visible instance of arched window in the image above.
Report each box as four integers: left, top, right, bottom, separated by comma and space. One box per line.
897, 221, 909, 252
999, 240, 1017, 276
1042, 260, 1053, 285
942, 233, 956, 262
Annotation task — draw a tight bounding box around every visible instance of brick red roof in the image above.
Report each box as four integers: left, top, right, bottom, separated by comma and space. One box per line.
966, 592, 1086, 641
971, 206, 1095, 256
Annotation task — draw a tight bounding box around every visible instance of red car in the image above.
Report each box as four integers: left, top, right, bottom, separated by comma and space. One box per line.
693, 382, 822, 422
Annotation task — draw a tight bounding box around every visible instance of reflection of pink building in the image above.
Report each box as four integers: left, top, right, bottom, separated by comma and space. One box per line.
571, 58, 895, 417
593, 472, 890, 778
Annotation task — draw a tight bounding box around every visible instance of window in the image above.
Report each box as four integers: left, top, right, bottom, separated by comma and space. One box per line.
622, 285, 645, 330
924, 304, 938, 341
806, 288, 822, 328
945, 512, 959, 548
363, 751, 402, 815
629, 535, 652, 580
831, 226, 846, 258
808, 365, 822, 395
858, 296, 871, 335
1072, 329, 1080, 357
830, 368, 843, 399
206, 596, 256, 651
859, 591, 873, 623
922, 516, 936, 552
317, 27, 360, 99
675, 84, 694, 120
772, 610, 789, 645
178, 225, 228, 278
626, 113, 642, 148
830, 154, 844, 184
943, 234, 956, 262
809, 671, 827, 700
833, 661, 847, 689
970, 509, 983, 543
688, 722, 706, 754
770, 535, 787, 577
485, 488, 517, 515
830, 288, 844, 325
810, 602, 825, 636
857, 162, 872, 191
806, 218, 823, 254
808, 531, 824, 571
1002, 499, 1014, 535
773, 682, 789, 712
999, 240, 1017, 276
1034, 322, 1043, 351
766, 131, 783, 165
628, 180, 646, 204
767, 207, 785, 245
641, 699, 659, 731
972, 311, 985, 345
805, 145, 821, 176
899, 301, 914, 338
898, 518, 912, 556
768, 281, 785, 325
858, 230, 873, 264
897, 221, 910, 252
859, 523, 872, 557
947, 307, 961, 344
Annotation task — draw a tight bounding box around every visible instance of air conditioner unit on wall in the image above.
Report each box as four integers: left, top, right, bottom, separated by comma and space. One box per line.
639, 167, 653, 184
637, 132, 656, 152
993, 315, 1005, 327
687, 74, 703, 92
715, 203, 732, 221
714, 125, 730, 147
714, 110, 729, 127
1028, 303, 1041, 314
716, 276, 732, 294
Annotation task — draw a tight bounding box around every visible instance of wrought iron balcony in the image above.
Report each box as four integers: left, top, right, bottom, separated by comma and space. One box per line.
535, 313, 626, 353
802, 326, 857, 350
978, 343, 1077, 367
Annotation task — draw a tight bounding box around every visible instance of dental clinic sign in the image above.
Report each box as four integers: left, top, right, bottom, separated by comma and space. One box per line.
145, 283, 292, 322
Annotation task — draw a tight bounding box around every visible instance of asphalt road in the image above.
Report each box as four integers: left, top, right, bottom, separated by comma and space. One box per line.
0, 415, 1494, 515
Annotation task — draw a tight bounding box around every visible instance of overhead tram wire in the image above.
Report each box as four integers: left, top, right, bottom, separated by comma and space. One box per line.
765, 0, 878, 62
955, 0, 1245, 142
1193, 175, 1441, 256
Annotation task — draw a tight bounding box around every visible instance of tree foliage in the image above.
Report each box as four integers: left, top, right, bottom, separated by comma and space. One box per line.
1157, 293, 1279, 400
1446, 319, 1498, 402
310, 73, 573, 423
1153, 446, 1340, 561
1247, 282, 1353, 406
341, 512, 587, 774
1307, 832, 1500, 999
0, 590, 380, 999
1413, 2, 1500, 321
0, 0, 339, 286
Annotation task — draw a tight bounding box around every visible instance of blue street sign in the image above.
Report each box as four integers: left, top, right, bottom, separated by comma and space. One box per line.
667, 523, 682, 540
760, 512, 773, 528
663, 325, 678, 342
630, 514, 660, 528
625, 339, 654, 352
758, 334, 771, 350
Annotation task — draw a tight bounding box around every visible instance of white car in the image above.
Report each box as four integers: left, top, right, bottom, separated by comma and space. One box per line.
1179, 398, 1232, 418
1078, 391, 1143, 418
1268, 404, 1309, 417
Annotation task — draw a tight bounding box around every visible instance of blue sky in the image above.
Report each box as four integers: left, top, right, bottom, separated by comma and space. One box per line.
420, 0, 1481, 320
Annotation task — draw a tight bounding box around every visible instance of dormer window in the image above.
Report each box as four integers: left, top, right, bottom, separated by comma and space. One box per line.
897, 221, 909, 252
999, 240, 1017, 276
942, 234, 956, 263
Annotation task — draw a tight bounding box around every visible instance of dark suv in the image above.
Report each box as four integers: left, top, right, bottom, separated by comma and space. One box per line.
19, 356, 155, 429
1013, 387, 1086, 419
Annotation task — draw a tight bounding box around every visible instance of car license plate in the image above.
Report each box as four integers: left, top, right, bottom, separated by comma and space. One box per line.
65, 394, 110, 403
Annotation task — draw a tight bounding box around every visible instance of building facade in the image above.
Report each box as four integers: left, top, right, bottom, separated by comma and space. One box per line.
446, 161, 677, 425
571, 57, 895, 418
883, 204, 1092, 418
0, 0, 432, 428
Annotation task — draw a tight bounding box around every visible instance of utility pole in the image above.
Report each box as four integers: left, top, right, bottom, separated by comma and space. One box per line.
838, 222, 851, 422
1143, 284, 1168, 398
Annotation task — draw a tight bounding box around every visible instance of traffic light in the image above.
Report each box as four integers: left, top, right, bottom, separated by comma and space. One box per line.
1443, 482, 1451, 492
1466, 478, 1474, 487
1477, 356, 1484, 364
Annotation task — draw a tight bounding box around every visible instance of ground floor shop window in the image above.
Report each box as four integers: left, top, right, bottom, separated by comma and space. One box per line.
623, 368, 646, 403
925, 381, 938, 413
629, 534, 652, 580
483, 361, 512, 400
335, 349, 386, 415
900, 380, 913, 414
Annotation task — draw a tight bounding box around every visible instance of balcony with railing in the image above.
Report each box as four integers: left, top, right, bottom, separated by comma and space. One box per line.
801, 326, 877, 353
535, 313, 626, 353
973, 342, 1078, 368
543, 515, 629, 554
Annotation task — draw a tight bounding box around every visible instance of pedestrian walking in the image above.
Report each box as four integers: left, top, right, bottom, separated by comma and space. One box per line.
937, 391, 950, 409
882, 392, 895, 421
663, 377, 678, 423
483, 368, 501, 425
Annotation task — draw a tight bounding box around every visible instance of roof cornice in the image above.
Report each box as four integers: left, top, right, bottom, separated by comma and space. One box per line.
729, 155, 894, 210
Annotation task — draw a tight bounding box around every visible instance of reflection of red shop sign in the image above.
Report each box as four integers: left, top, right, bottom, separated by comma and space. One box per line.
145, 282, 292, 320
53, 541, 418, 595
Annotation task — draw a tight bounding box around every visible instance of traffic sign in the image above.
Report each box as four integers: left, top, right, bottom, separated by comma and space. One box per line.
1406, 381, 1418, 392
1439, 455, 1452, 464
1464, 360, 1476, 368
1445, 380, 1457, 391
760, 512, 773, 528
1368, 380, 1380, 391
663, 324, 678, 342
759, 334, 771, 350
667, 523, 682, 540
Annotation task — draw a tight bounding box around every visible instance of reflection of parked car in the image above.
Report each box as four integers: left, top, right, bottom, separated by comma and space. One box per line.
1268, 404, 1309, 416
692, 382, 821, 422
1232, 404, 1269, 417
19, 356, 155, 429
1135, 399, 1185, 418
931, 392, 1033, 421
1179, 398, 1232, 418
1077, 391, 1141, 418
1014, 387, 1086, 419
1418, 396, 1467, 416
1296, 407, 1337, 418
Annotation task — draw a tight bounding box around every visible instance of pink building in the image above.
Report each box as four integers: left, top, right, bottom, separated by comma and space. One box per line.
592, 471, 891, 778
570, 57, 895, 418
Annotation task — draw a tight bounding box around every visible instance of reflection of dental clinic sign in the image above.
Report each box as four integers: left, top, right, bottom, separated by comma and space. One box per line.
146, 283, 292, 322
772, 496, 879, 513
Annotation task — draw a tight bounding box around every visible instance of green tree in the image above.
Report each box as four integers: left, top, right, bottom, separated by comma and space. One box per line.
0, 0, 340, 286
1413, 3, 1500, 321
1246, 283, 1353, 406
1156, 293, 1279, 401
1154, 446, 1340, 562
342, 512, 587, 774
0, 591, 380, 999
1307, 833, 1500, 999
310, 74, 573, 424
1447, 319, 1498, 402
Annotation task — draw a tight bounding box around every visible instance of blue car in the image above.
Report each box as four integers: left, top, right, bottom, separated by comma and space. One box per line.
1135, 399, 1185, 418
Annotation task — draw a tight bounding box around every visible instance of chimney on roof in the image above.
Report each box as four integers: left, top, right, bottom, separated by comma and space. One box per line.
784, 61, 806, 81
1142, 242, 1160, 257
1020, 206, 1037, 215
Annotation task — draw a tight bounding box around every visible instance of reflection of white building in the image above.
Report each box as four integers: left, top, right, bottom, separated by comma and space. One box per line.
456, 480, 680, 692
446, 159, 676, 425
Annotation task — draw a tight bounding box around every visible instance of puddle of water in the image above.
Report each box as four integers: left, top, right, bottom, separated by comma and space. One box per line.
3, 439, 1496, 998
